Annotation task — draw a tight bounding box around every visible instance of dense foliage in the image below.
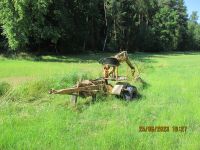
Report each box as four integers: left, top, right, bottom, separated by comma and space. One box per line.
188, 11, 200, 50
0, 0, 200, 53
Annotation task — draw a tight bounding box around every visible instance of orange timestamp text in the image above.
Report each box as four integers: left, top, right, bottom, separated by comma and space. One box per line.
139, 126, 187, 132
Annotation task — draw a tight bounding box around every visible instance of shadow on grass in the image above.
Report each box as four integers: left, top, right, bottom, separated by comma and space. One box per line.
2, 51, 200, 64
1, 51, 159, 64
67, 89, 146, 113
34, 52, 161, 64
34, 50, 200, 64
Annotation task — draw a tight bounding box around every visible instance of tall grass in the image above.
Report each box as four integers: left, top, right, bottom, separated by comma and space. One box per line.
0, 82, 11, 96
1, 71, 93, 103
0, 52, 200, 150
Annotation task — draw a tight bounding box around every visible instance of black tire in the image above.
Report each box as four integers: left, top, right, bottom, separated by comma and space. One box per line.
121, 85, 137, 100
99, 57, 120, 66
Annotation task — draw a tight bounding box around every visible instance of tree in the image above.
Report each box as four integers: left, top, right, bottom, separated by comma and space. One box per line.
0, 0, 198, 52
188, 11, 200, 50
190, 11, 199, 23
0, 0, 63, 51
152, 5, 179, 51
175, 0, 188, 50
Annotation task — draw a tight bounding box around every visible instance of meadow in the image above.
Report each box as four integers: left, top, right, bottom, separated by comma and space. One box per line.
0, 52, 200, 150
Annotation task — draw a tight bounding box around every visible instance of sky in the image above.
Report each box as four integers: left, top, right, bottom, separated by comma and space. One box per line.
185, 0, 200, 22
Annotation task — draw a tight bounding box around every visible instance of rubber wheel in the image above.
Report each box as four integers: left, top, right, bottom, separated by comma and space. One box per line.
99, 57, 120, 66
121, 85, 137, 100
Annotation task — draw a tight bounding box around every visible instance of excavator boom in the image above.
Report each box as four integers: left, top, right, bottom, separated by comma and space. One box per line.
114, 51, 138, 78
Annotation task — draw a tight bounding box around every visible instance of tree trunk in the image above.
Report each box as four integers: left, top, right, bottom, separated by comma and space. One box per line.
103, 0, 108, 51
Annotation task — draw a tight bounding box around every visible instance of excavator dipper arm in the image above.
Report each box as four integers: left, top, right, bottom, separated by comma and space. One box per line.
114, 51, 137, 77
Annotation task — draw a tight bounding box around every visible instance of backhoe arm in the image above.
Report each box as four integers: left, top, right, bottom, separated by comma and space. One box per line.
126, 58, 136, 76
114, 51, 137, 77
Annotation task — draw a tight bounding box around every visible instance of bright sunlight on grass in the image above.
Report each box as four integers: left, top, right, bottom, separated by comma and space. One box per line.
0, 52, 200, 149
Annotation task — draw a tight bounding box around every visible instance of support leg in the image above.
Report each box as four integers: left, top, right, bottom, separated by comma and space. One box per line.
71, 95, 78, 105
116, 67, 118, 79
92, 94, 96, 102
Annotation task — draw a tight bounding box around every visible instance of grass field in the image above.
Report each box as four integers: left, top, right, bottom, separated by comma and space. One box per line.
0, 52, 200, 150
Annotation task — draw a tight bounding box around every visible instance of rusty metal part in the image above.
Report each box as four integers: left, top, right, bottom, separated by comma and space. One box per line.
100, 51, 140, 80
49, 79, 111, 97
49, 51, 140, 104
